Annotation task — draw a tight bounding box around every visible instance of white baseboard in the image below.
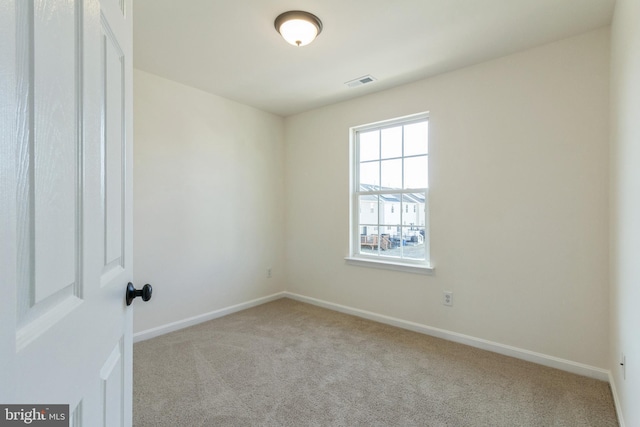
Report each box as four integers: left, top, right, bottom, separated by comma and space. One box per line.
133, 289, 612, 384
608, 372, 626, 427
283, 292, 611, 382
133, 292, 286, 343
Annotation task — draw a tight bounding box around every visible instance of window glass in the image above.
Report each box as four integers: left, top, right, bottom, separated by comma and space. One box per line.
359, 161, 380, 189
404, 122, 428, 156
404, 156, 428, 189
381, 159, 402, 189
359, 130, 379, 162
381, 127, 402, 159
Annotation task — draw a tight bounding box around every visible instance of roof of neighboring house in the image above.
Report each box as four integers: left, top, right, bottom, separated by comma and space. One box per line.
359, 184, 426, 204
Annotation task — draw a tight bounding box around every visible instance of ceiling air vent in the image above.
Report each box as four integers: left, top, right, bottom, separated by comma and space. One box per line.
345, 75, 377, 88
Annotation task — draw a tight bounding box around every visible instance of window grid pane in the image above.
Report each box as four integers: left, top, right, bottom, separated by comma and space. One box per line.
359, 161, 380, 190
381, 126, 402, 159
381, 159, 402, 189
359, 130, 380, 161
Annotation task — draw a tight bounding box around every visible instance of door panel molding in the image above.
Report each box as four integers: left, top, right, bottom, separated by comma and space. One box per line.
101, 16, 126, 281
15, 0, 85, 346
16, 293, 82, 351
100, 338, 124, 427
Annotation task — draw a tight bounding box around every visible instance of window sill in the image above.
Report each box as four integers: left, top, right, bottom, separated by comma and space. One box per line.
344, 257, 434, 275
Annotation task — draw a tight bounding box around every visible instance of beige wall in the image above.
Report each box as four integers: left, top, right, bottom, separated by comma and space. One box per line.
132, 70, 286, 333
284, 28, 610, 369
610, 0, 640, 424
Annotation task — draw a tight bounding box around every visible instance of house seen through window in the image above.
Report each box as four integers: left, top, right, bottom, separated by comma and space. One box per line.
351, 113, 429, 266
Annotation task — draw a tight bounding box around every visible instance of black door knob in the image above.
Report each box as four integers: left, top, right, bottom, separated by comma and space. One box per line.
126, 282, 152, 306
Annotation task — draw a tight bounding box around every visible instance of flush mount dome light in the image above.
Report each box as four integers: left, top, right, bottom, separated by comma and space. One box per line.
274, 10, 323, 47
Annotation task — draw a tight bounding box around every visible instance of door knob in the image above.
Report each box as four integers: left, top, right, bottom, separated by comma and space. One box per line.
126, 282, 152, 306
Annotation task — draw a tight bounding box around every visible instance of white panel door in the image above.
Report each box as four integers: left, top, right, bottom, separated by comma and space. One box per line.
0, 0, 135, 425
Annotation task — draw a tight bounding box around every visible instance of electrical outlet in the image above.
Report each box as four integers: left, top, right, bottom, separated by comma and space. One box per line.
621, 353, 626, 380
267, 268, 272, 278
443, 291, 453, 307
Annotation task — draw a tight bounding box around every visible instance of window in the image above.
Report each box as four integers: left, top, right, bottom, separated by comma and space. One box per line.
350, 113, 430, 269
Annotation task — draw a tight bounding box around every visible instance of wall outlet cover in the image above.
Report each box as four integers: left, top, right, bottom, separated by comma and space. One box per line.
443, 291, 453, 306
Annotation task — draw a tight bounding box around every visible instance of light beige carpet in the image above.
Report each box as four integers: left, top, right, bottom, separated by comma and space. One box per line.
133, 298, 618, 426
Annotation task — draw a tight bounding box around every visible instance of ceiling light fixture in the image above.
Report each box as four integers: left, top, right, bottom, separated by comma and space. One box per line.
274, 10, 323, 47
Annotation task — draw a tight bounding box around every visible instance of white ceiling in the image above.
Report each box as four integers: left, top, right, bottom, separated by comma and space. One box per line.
133, 0, 615, 117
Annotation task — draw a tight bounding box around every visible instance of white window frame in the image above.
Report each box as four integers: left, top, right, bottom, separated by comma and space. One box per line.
346, 112, 433, 274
